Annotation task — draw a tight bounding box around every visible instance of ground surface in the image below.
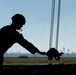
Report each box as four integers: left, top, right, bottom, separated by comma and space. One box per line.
2, 57, 76, 74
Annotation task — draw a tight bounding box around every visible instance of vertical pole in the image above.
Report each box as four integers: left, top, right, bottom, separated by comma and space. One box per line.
55, 0, 61, 49
49, 0, 55, 49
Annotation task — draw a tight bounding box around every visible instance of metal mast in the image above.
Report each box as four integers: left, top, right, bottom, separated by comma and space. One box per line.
55, 0, 61, 49
49, 0, 55, 49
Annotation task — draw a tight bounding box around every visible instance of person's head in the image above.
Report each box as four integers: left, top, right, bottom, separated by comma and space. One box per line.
11, 13, 26, 30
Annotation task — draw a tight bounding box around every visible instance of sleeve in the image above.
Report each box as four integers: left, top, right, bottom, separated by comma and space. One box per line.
16, 34, 39, 54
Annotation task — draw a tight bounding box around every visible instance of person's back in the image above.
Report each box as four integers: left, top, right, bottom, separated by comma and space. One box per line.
0, 25, 19, 54
0, 25, 19, 70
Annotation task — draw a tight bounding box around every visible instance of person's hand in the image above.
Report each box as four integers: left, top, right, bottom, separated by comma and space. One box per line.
37, 51, 47, 55
40, 52, 47, 55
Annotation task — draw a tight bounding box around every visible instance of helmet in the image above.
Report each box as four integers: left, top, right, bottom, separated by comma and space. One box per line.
11, 14, 26, 25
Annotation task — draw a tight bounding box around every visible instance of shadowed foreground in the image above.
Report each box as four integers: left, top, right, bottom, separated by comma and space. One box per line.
2, 64, 76, 74
3, 57, 76, 74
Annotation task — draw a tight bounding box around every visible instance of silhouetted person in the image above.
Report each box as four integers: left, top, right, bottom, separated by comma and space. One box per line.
0, 14, 46, 70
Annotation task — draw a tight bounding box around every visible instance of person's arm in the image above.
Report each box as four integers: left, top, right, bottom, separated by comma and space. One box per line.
19, 39, 46, 55
17, 34, 46, 55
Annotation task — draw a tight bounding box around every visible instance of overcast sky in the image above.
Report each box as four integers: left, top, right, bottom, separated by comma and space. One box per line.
0, 0, 76, 54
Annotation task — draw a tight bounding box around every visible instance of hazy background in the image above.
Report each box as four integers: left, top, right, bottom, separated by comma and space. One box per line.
0, 0, 76, 54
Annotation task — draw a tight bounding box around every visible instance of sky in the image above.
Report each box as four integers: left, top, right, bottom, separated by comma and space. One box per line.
0, 0, 76, 54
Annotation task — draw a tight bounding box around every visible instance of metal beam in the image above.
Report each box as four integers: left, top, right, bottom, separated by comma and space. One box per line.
49, 0, 55, 49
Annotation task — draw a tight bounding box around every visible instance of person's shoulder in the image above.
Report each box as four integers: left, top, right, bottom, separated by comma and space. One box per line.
0, 25, 10, 30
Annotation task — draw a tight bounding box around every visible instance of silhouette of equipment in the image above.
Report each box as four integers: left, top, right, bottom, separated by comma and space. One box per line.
47, 48, 63, 60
